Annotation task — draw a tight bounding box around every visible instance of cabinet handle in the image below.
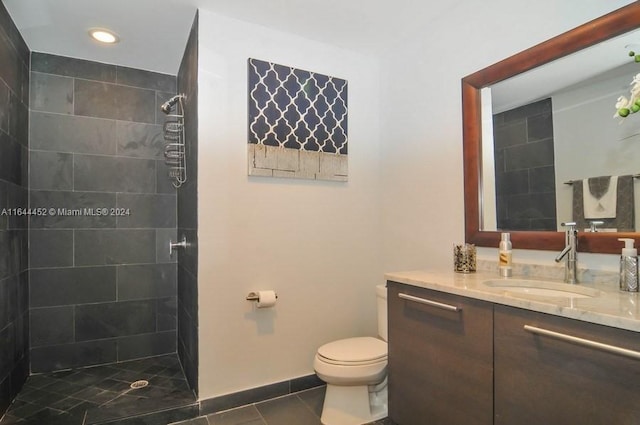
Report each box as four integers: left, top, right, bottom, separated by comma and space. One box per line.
524, 325, 640, 360
398, 293, 460, 312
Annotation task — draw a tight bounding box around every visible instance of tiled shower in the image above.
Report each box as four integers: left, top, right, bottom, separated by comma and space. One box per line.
28, 52, 179, 373
0, 3, 199, 423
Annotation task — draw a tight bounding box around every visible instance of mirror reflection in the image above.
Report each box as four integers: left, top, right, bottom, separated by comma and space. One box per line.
481, 28, 640, 233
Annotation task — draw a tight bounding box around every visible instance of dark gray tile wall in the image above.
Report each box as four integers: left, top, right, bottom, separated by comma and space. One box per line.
28, 52, 179, 373
177, 13, 199, 394
493, 98, 557, 231
0, 1, 29, 416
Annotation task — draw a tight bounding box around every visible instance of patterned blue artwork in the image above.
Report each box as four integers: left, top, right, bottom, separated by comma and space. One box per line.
248, 58, 348, 154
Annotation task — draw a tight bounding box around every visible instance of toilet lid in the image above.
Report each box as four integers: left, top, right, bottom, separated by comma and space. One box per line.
317, 337, 387, 363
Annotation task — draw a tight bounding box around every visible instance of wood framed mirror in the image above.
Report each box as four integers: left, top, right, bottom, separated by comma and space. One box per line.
462, 3, 640, 254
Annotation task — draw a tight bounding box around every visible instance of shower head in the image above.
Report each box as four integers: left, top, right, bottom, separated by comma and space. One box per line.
161, 94, 185, 114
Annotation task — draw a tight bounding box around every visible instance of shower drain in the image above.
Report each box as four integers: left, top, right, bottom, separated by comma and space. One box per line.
130, 380, 149, 390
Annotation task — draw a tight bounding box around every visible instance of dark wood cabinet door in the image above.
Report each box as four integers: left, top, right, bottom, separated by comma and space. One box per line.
387, 282, 493, 425
495, 305, 640, 425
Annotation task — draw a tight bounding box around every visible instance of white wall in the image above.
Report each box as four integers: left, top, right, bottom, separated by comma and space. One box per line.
378, 0, 634, 275
195, 0, 636, 400
197, 10, 383, 399
481, 87, 497, 230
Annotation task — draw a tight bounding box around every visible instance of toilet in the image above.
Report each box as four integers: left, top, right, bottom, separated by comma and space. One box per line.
314, 285, 388, 425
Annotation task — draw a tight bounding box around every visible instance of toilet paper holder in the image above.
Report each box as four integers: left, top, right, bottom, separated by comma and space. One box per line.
246, 291, 278, 301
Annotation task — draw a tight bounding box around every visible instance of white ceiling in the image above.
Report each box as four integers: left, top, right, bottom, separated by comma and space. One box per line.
2, 0, 459, 75
491, 28, 640, 113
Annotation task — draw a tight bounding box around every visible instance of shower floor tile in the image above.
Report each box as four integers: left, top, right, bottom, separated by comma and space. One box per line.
0, 354, 197, 425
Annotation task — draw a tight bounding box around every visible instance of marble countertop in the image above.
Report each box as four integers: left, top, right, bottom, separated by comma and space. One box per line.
385, 269, 640, 332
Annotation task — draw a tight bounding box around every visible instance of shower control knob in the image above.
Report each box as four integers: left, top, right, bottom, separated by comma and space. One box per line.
169, 235, 188, 256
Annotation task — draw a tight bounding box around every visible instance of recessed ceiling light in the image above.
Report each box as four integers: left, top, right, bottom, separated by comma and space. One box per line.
89, 28, 119, 44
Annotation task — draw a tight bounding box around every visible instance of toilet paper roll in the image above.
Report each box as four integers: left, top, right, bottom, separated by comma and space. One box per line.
256, 290, 277, 308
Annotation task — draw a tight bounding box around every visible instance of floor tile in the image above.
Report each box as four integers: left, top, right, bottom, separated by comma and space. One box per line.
70, 387, 121, 405
206, 405, 265, 425
169, 417, 209, 425
0, 415, 21, 424
17, 408, 85, 425
63, 370, 107, 386
21, 375, 57, 389
295, 386, 325, 418
167, 389, 394, 425
255, 395, 322, 425
40, 379, 87, 396
49, 396, 86, 411
93, 378, 130, 392
83, 365, 122, 380
0, 354, 196, 425
5, 402, 47, 420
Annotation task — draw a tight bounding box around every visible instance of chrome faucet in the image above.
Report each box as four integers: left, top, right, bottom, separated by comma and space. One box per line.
589, 220, 604, 232
555, 222, 578, 284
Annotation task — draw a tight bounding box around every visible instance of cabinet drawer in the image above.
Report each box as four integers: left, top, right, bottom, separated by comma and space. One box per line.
495, 305, 640, 425
388, 282, 493, 425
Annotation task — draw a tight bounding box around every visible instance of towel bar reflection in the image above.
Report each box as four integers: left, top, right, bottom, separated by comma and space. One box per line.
564, 174, 640, 185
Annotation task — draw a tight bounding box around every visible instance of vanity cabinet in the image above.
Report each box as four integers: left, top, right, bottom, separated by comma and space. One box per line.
388, 280, 640, 425
387, 282, 493, 425
494, 305, 640, 425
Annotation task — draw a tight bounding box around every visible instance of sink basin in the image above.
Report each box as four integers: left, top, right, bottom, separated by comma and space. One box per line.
482, 279, 603, 299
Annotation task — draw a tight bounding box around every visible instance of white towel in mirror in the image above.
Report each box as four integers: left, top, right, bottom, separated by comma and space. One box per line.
583, 175, 617, 219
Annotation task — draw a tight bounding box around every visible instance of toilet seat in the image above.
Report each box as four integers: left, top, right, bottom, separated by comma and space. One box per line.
317, 337, 387, 365
314, 337, 388, 386
314, 354, 387, 386
318, 356, 387, 367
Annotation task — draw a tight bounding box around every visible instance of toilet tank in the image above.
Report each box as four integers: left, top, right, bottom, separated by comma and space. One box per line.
376, 284, 388, 341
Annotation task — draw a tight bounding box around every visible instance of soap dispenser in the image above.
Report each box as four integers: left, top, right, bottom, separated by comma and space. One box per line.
618, 238, 638, 292
499, 233, 512, 277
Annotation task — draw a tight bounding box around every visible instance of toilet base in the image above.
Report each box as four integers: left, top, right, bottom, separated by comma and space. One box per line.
320, 383, 387, 425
